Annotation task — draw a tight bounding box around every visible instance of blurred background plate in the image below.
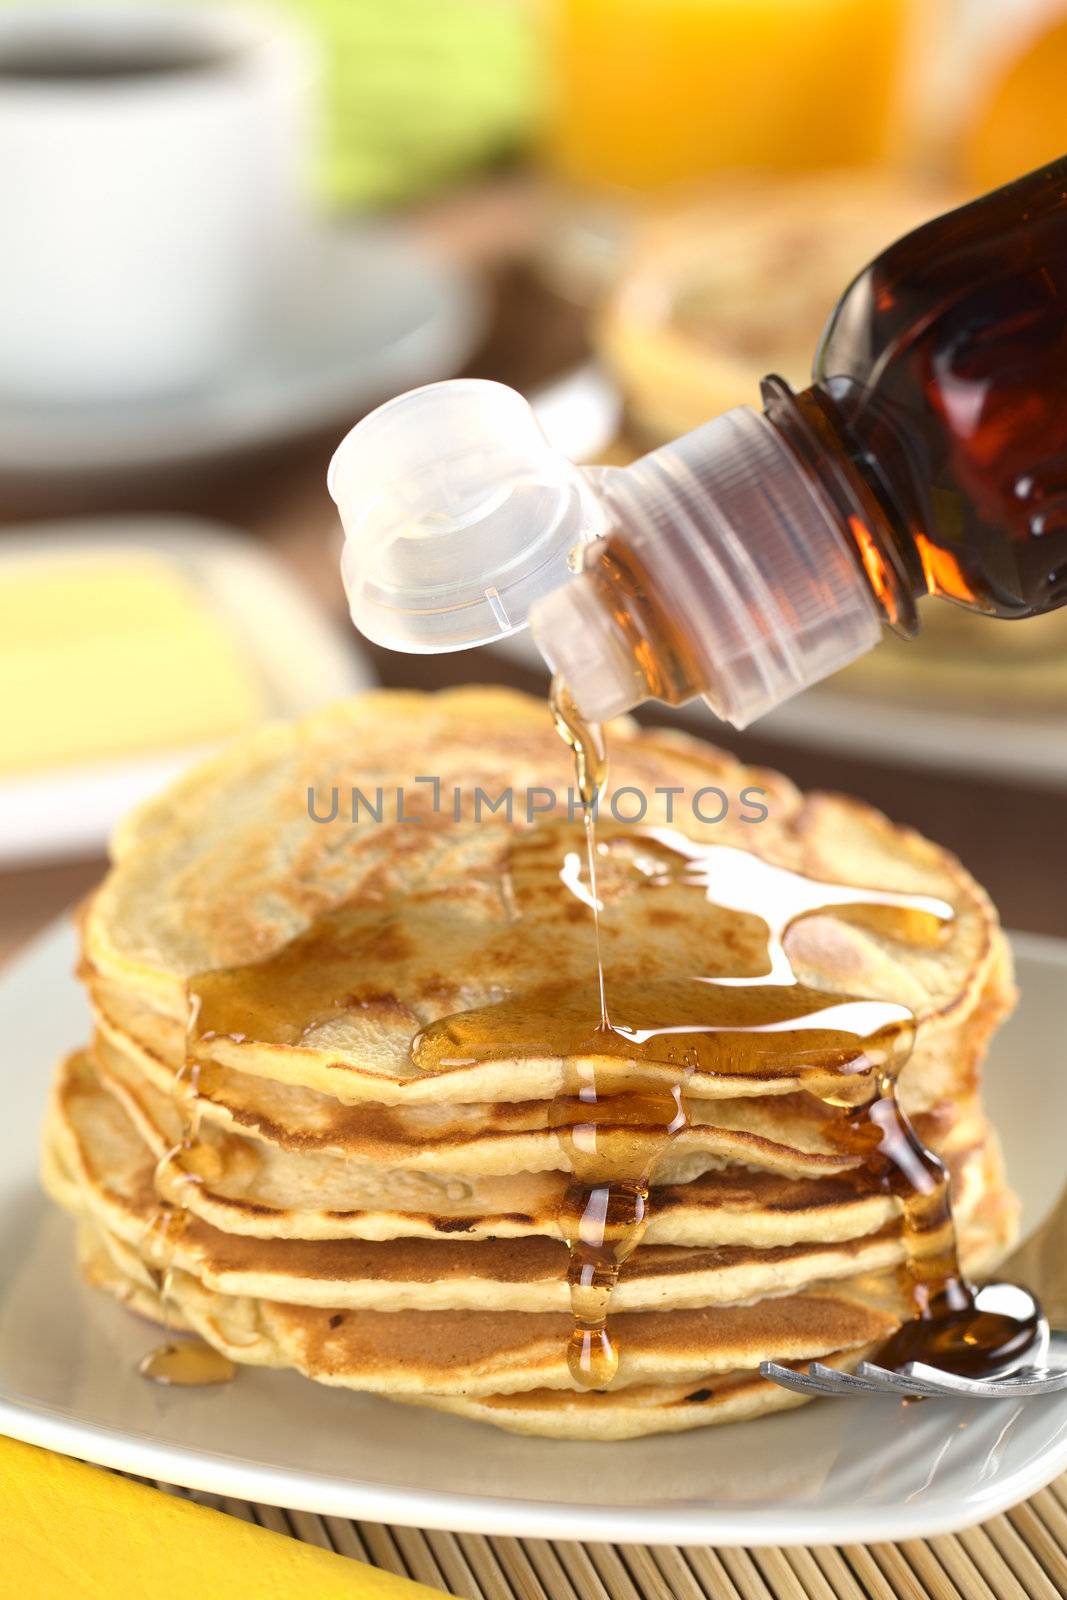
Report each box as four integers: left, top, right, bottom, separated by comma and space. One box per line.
0, 229, 484, 477
490, 626, 1067, 791
757, 684, 1067, 789
0, 517, 373, 865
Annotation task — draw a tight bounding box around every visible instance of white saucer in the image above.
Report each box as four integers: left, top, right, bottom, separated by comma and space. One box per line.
0, 920, 1065, 1546
0, 227, 484, 475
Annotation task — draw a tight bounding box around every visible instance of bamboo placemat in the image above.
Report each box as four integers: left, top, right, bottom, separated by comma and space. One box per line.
125, 1471, 1067, 1600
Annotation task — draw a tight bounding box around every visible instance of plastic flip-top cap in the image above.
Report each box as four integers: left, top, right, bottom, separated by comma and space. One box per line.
328, 378, 607, 653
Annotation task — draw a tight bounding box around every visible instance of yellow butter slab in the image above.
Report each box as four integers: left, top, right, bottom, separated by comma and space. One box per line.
0, 553, 265, 774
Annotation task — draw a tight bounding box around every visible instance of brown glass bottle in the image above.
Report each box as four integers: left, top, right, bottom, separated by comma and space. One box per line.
784, 154, 1067, 629
534, 157, 1067, 728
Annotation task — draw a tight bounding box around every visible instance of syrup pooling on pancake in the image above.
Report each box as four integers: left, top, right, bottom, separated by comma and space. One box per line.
138, 1032, 236, 1386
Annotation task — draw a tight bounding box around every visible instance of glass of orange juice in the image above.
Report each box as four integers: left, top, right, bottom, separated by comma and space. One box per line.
544, 0, 917, 195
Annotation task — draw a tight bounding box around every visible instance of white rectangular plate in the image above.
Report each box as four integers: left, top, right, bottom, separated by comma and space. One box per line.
1, 920, 1065, 1547
0, 517, 373, 866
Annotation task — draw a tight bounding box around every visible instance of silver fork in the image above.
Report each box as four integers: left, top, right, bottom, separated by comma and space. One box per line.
761, 1181, 1067, 1401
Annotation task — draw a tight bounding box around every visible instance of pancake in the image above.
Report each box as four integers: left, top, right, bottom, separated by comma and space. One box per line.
36, 1056, 926, 1312
88, 954, 1007, 1164
43, 1123, 910, 1313
408, 1376, 823, 1441
51, 1048, 998, 1248
81, 690, 1010, 1110
163, 1271, 905, 1397
45, 1049, 1015, 1319
58, 1161, 1015, 1439
91, 1019, 884, 1180
67, 1195, 906, 1397
68, 1218, 879, 1440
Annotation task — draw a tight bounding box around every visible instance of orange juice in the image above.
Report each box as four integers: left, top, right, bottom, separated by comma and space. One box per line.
963, 13, 1067, 194
545, 0, 914, 193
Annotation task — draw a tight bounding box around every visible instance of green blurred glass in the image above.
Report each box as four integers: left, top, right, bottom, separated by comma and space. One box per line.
272, 0, 536, 208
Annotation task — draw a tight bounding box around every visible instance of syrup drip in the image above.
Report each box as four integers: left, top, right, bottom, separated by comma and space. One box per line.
550, 676, 608, 1030
551, 675, 624, 1382
138, 1022, 236, 1386
139, 1340, 237, 1387
839, 1072, 1041, 1376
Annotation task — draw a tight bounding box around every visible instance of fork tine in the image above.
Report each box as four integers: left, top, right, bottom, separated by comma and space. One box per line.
759, 1361, 908, 1397
899, 1361, 1008, 1395
853, 1360, 970, 1398
806, 1362, 887, 1393
761, 1354, 1067, 1401
759, 1361, 851, 1396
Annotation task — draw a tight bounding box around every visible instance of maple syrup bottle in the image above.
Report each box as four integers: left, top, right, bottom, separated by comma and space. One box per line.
529, 157, 1067, 726
328, 159, 1067, 727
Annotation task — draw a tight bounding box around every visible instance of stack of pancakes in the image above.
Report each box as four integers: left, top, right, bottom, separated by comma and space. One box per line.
42, 689, 1019, 1439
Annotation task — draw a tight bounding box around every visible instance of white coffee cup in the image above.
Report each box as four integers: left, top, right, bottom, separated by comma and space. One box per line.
0, 4, 312, 404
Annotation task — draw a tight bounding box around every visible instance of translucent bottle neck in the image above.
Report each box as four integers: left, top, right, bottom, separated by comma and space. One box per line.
531, 390, 885, 728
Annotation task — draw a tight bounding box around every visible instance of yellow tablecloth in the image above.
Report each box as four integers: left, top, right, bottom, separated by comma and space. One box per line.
0, 1434, 450, 1599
